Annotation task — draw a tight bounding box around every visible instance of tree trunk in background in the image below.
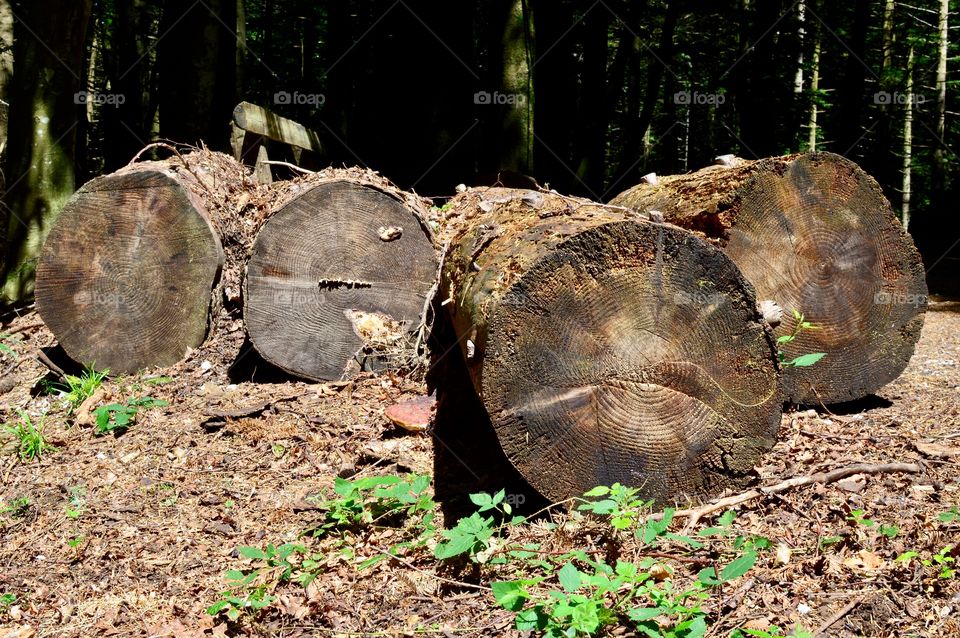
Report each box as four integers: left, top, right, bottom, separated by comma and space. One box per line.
794, 0, 805, 95
438, 187, 782, 503
902, 48, 913, 230
532, 0, 576, 193
0, 0, 12, 155
613, 1, 679, 192
575, 4, 608, 195
807, 32, 820, 151
103, 0, 152, 171
499, 0, 534, 174
836, 0, 869, 157
610, 152, 928, 404
933, 0, 948, 193
157, 0, 238, 148
874, 0, 898, 210
1, 0, 93, 303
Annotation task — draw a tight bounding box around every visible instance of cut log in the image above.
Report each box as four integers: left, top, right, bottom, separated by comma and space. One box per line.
244, 169, 438, 381
438, 188, 782, 503
35, 150, 256, 375
609, 152, 927, 404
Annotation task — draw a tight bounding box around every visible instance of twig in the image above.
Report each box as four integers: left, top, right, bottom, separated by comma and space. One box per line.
262, 160, 315, 174
656, 462, 923, 531
814, 595, 866, 637
126, 141, 214, 195
3, 322, 43, 336
35, 350, 66, 379
369, 544, 491, 591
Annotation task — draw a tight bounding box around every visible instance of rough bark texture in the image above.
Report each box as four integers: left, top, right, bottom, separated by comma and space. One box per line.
1, 0, 93, 302
244, 169, 437, 382
35, 150, 257, 374
439, 187, 782, 504
609, 152, 928, 404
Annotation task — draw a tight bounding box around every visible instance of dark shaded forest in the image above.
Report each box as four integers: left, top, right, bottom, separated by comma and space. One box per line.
0, 0, 957, 302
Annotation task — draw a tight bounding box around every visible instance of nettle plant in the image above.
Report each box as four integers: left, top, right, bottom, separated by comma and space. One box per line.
209, 475, 782, 637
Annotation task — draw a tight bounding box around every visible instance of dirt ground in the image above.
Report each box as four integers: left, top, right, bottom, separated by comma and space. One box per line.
1, 300, 958, 638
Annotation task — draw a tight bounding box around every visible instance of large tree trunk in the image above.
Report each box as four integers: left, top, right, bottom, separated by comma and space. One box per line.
1, 0, 93, 303
35, 151, 255, 374
610, 153, 927, 405
157, 0, 238, 148
438, 188, 782, 503
244, 169, 438, 382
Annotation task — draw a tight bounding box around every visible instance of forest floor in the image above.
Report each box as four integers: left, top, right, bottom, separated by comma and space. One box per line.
0, 301, 958, 638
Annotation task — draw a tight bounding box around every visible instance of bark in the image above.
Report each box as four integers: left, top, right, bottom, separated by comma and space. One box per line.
610, 153, 928, 404
902, 48, 914, 230
0, 0, 12, 153
1, 0, 93, 303
35, 150, 256, 374
499, 0, 534, 173
933, 0, 948, 192
807, 33, 820, 152
438, 187, 782, 503
244, 169, 437, 381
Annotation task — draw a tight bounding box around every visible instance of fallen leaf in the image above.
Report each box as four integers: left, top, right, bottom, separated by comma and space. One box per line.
915, 441, 960, 458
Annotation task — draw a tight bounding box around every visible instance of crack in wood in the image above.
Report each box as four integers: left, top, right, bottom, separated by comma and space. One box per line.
317, 278, 374, 291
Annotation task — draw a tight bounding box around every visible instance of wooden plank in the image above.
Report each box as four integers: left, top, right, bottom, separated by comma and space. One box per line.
232, 101, 323, 154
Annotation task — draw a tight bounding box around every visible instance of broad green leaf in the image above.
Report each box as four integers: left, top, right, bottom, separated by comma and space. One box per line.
789, 352, 826, 367
582, 486, 610, 497
721, 551, 757, 582
491, 581, 527, 611
238, 546, 268, 560
557, 561, 582, 592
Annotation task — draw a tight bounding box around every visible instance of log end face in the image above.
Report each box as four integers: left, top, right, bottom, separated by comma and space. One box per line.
244, 180, 437, 381
724, 153, 927, 404
36, 171, 223, 374
481, 220, 781, 504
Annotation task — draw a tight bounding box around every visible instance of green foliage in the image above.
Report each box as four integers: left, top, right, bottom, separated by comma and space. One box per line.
4, 411, 55, 461
210, 474, 766, 633
938, 507, 959, 524
921, 546, 956, 580
93, 396, 168, 435
777, 311, 826, 368
0, 592, 16, 612
0, 497, 30, 518
50, 366, 108, 412
0, 333, 19, 360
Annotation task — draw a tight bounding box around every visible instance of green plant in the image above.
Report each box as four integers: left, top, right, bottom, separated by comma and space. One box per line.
0, 497, 30, 518
52, 365, 108, 412
777, 311, 826, 368
922, 546, 956, 579
94, 396, 168, 435
0, 333, 18, 360
4, 411, 55, 461
208, 542, 326, 621
0, 592, 16, 610
938, 506, 959, 523
65, 486, 86, 518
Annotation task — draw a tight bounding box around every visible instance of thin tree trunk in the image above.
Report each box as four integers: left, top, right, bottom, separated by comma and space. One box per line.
1, 0, 93, 302
794, 0, 805, 94
808, 33, 820, 151
0, 0, 12, 154
902, 48, 914, 230
933, 0, 948, 191
500, 0, 534, 173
